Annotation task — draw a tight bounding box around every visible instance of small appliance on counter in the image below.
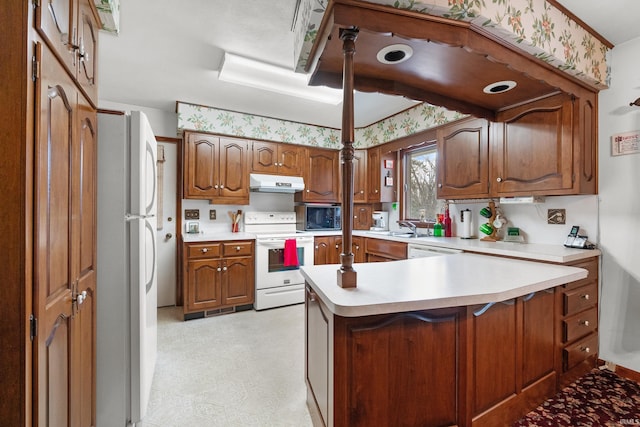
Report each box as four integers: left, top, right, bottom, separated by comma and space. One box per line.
371, 211, 389, 231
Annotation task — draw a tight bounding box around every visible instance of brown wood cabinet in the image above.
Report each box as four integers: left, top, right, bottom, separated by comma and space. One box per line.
353, 205, 372, 230
296, 146, 340, 203
437, 93, 598, 199
437, 117, 490, 199
183, 240, 255, 317
364, 237, 407, 262
492, 93, 575, 196
183, 131, 250, 204
366, 146, 396, 203
556, 257, 599, 388
353, 149, 368, 202
314, 235, 365, 265
251, 140, 304, 176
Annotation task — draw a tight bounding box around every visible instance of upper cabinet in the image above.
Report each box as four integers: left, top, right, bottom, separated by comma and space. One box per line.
35, 0, 99, 107
183, 131, 250, 204
367, 147, 396, 203
492, 93, 575, 196
437, 117, 490, 199
437, 93, 597, 199
353, 149, 367, 203
295, 146, 340, 203
251, 141, 304, 177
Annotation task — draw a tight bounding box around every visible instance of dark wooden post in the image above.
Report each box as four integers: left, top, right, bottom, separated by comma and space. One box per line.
337, 27, 358, 288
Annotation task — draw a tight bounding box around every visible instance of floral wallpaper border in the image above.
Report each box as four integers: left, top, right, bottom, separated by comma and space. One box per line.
177, 101, 466, 149
93, 0, 120, 33
294, 0, 610, 88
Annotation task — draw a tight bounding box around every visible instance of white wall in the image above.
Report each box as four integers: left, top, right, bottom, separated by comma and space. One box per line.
596, 37, 640, 372
98, 100, 179, 138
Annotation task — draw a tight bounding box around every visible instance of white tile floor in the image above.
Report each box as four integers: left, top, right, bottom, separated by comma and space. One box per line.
140, 305, 314, 427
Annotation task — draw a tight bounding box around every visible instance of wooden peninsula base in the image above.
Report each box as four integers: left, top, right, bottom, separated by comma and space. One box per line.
302, 254, 598, 427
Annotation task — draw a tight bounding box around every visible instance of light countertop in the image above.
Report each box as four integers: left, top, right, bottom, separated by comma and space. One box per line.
301, 253, 587, 317
182, 231, 256, 242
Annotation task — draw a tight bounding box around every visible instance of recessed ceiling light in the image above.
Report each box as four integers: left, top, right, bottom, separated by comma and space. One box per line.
483, 80, 517, 94
376, 44, 413, 65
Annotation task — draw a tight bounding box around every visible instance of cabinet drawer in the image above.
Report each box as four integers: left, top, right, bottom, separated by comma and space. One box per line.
223, 241, 253, 257
563, 307, 598, 343
365, 238, 407, 260
563, 258, 598, 291
563, 282, 598, 316
564, 333, 598, 371
187, 243, 222, 259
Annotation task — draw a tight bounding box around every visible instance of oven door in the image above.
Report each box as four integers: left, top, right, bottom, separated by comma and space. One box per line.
255, 236, 315, 290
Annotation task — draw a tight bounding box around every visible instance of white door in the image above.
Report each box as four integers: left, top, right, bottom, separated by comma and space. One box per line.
156, 142, 177, 307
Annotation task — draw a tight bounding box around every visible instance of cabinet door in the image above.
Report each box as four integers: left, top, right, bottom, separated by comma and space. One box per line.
306, 286, 330, 425
367, 147, 381, 201
34, 43, 77, 427
279, 144, 304, 176
185, 259, 222, 312
492, 94, 574, 195
222, 256, 254, 306
300, 147, 340, 203
183, 132, 220, 198
334, 236, 364, 264
522, 291, 555, 388
251, 140, 278, 174
314, 236, 333, 265
35, 0, 76, 75
219, 137, 249, 201
353, 205, 372, 230
76, 0, 99, 106
437, 117, 489, 199
353, 149, 367, 202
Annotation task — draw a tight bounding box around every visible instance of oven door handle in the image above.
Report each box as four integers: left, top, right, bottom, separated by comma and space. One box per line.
257, 238, 314, 247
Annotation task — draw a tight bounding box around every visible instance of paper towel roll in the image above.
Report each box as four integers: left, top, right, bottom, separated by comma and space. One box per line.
461, 210, 472, 238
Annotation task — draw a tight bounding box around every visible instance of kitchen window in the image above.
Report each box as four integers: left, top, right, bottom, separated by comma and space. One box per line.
404, 144, 444, 221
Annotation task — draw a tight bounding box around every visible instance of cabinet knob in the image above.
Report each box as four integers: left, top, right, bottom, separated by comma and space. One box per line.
581, 294, 590, 300
335, 244, 339, 249
360, 190, 364, 194
315, 245, 319, 249
236, 246, 241, 251
580, 320, 590, 327
307, 189, 310, 193
438, 183, 442, 188
222, 266, 227, 271
353, 215, 357, 219
214, 184, 219, 189
220, 184, 225, 189
496, 177, 502, 182
201, 248, 208, 253
581, 346, 591, 353
355, 245, 360, 250
375, 189, 378, 193
217, 267, 221, 272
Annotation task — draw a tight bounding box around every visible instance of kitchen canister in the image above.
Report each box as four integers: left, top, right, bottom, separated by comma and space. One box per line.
460, 209, 473, 238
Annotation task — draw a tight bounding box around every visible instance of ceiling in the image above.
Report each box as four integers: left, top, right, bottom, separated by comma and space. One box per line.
98, 1, 640, 131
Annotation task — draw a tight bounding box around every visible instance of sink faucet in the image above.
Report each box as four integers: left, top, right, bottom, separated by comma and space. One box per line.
398, 220, 417, 237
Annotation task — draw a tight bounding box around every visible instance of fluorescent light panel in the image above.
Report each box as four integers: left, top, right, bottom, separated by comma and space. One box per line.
219, 52, 343, 105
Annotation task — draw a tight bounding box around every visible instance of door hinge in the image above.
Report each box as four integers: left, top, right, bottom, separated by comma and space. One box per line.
32, 55, 40, 82
30, 315, 37, 341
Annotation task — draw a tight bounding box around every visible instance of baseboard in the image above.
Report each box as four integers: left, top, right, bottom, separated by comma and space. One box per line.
598, 359, 640, 382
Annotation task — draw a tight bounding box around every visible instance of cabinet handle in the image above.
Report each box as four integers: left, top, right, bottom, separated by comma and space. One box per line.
580, 320, 590, 327
496, 177, 502, 182
360, 190, 364, 194
217, 267, 221, 272
214, 184, 219, 189
223, 266, 227, 271
307, 189, 310, 193
438, 183, 442, 188
315, 245, 319, 249
335, 244, 339, 249
306, 287, 317, 302
236, 246, 241, 251
375, 189, 378, 193
581, 294, 590, 300
220, 184, 225, 189
581, 346, 591, 353
355, 245, 360, 250
201, 248, 208, 253
353, 215, 357, 219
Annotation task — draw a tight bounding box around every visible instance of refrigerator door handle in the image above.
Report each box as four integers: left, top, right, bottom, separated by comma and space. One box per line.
145, 140, 157, 217
145, 219, 157, 294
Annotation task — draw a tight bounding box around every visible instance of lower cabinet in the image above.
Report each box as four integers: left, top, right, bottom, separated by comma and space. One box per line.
183, 240, 254, 318
364, 237, 407, 262
306, 262, 598, 427
314, 235, 364, 265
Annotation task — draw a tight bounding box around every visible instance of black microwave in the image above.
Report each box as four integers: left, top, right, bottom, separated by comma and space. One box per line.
296, 205, 341, 231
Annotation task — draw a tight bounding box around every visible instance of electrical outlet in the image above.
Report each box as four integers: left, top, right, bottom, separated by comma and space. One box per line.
185, 209, 199, 220
209, 209, 216, 220
547, 209, 566, 224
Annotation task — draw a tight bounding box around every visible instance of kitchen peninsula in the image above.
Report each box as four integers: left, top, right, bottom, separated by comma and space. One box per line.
301, 254, 594, 427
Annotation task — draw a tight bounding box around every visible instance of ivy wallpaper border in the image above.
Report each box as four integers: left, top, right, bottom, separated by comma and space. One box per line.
294, 0, 611, 89
177, 101, 466, 149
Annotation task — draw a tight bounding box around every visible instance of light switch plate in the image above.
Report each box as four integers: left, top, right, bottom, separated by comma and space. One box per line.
547, 209, 566, 224
209, 209, 216, 220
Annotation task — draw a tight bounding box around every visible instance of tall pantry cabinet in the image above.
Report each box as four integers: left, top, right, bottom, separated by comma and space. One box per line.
1, 0, 100, 425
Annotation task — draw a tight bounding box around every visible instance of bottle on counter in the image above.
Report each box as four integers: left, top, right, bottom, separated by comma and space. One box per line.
443, 205, 452, 237
433, 217, 443, 237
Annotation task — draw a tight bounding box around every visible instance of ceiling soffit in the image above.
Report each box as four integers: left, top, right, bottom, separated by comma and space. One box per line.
308, 1, 599, 121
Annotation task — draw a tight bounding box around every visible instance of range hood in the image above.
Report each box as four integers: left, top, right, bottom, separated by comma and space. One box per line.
249, 173, 305, 193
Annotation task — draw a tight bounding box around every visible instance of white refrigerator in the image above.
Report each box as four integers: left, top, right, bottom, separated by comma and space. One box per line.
96, 111, 158, 426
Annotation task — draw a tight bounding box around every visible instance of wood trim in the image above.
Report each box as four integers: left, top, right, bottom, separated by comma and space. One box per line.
96, 108, 125, 115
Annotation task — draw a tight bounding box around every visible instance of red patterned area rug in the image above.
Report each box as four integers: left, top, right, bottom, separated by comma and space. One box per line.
513, 368, 640, 426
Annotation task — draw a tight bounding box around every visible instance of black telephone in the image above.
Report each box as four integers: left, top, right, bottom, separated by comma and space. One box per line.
564, 225, 593, 249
